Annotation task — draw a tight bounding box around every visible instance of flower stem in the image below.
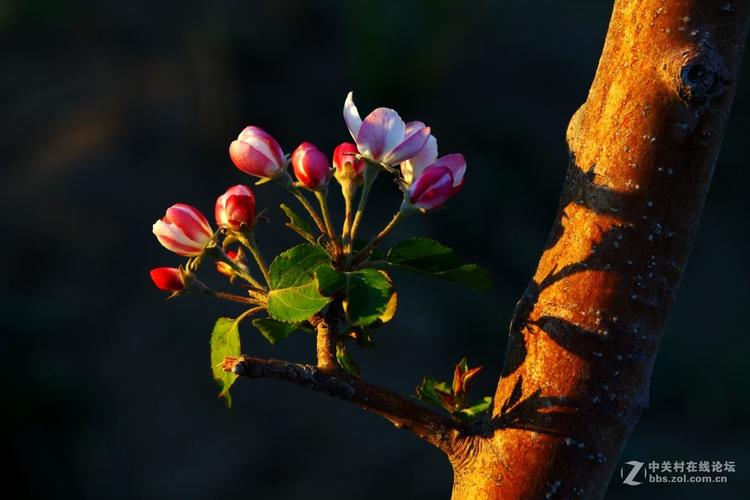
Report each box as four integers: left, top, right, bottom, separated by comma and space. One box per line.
314, 189, 340, 255
203, 288, 265, 306
207, 244, 265, 291
291, 187, 326, 235
236, 305, 265, 322
243, 232, 271, 288
353, 212, 403, 263
340, 181, 358, 255
348, 163, 380, 254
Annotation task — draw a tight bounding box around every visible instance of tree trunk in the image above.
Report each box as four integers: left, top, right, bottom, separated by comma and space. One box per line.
451, 1, 749, 498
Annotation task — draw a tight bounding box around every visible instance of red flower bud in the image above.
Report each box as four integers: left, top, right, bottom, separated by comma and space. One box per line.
229, 126, 287, 178
406, 166, 455, 211
291, 142, 331, 189
215, 184, 256, 230
216, 249, 242, 277
152, 203, 213, 256
149, 267, 184, 291
332, 142, 365, 183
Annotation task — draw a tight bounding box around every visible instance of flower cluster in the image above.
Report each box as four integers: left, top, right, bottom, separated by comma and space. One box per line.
148, 92, 487, 410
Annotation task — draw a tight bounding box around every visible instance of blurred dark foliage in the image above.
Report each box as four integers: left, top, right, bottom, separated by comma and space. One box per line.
1, 1, 748, 498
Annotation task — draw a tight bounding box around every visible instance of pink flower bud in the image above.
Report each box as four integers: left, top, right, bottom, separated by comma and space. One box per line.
215, 184, 256, 230
229, 126, 287, 178
332, 142, 365, 183
291, 142, 331, 189
152, 203, 213, 256
149, 267, 184, 291
406, 166, 455, 211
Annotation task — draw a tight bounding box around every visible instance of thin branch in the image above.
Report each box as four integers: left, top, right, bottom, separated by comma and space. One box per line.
312, 314, 337, 372
224, 355, 461, 453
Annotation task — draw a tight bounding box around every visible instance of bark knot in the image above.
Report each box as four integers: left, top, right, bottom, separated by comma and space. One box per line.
664, 41, 731, 105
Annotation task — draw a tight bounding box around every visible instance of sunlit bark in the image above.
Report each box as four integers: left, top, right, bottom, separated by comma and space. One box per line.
450, 1, 750, 498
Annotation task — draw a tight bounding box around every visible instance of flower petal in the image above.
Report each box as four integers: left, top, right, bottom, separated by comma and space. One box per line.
238, 126, 285, 167
401, 134, 438, 185
152, 220, 203, 256
344, 92, 362, 141
230, 140, 276, 177
384, 125, 431, 165
432, 153, 466, 187
165, 204, 212, 241
407, 165, 454, 211
150, 267, 184, 291
357, 107, 405, 161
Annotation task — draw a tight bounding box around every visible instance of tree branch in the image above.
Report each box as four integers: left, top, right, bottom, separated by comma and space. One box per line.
311, 314, 338, 372
224, 355, 462, 453
449, 2, 750, 499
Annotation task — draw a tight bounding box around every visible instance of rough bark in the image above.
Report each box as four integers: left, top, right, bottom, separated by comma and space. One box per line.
450, 1, 750, 498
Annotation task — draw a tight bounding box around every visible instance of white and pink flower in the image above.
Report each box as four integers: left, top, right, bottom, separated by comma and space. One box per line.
153, 203, 213, 256
229, 126, 287, 178
401, 136, 466, 193
343, 92, 431, 165
406, 166, 457, 212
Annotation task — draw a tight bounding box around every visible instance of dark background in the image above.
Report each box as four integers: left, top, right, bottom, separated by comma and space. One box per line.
2, 1, 748, 499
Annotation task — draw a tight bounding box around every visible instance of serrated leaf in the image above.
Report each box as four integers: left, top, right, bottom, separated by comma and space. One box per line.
314, 267, 395, 327
386, 237, 493, 291
267, 281, 332, 322
457, 396, 493, 421
315, 265, 347, 296
336, 342, 360, 376
210, 317, 241, 408
266, 244, 333, 322
343, 269, 394, 327
269, 244, 331, 289
280, 203, 314, 240
252, 317, 296, 345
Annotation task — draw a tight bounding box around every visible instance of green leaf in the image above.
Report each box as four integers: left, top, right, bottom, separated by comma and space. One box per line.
386, 237, 493, 291
458, 357, 469, 373
415, 377, 453, 408
314, 265, 347, 296
267, 244, 333, 322
252, 317, 296, 345
210, 317, 242, 408
314, 267, 394, 327
457, 396, 493, 421
279, 203, 313, 239
267, 281, 332, 322
336, 342, 360, 376
269, 244, 330, 289
344, 269, 394, 327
